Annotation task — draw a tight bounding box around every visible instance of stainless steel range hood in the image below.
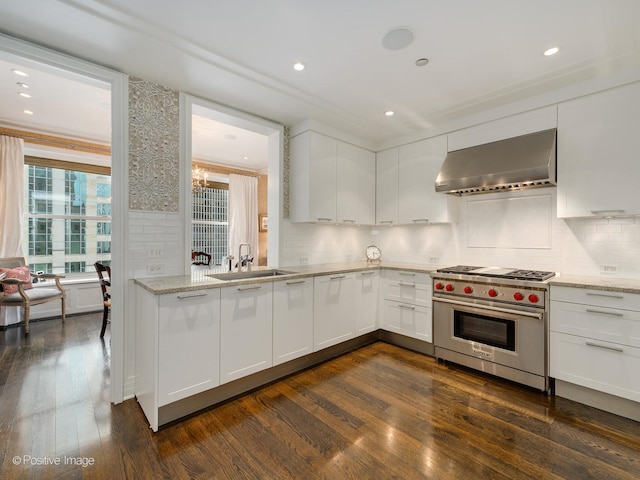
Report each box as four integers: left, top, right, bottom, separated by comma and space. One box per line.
435, 128, 557, 195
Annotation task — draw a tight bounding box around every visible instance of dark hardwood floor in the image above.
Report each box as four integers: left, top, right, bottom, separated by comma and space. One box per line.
0, 313, 638, 479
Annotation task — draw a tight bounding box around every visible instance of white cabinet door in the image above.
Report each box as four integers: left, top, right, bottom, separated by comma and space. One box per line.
220, 282, 273, 384
398, 135, 457, 224
273, 278, 314, 366
557, 82, 640, 218
355, 270, 379, 335
313, 273, 356, 351
375, 148, 399, 225
158, 289, 221, 407
337, 142, 375, 225
290, 131, 337, 223
383, 301, 432, 343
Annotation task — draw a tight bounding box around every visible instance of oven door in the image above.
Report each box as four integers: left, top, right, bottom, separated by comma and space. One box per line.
433, 297, 545, 376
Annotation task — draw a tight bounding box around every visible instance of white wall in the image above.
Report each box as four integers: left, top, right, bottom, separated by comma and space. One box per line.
282, 188, 640, 280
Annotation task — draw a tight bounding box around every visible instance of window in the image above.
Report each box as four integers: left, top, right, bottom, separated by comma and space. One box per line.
65, 262, 86, 273
192, 183, 228, 265
23, 159, 111, 275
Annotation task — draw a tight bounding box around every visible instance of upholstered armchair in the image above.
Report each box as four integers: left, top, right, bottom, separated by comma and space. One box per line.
0, 257, 66, 334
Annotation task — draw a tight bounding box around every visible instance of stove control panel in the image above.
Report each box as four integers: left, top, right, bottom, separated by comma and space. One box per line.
432, 279, 546, 307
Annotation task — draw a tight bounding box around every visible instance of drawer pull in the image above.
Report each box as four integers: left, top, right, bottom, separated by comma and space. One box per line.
286, 280, 306, 285
586, 341, 624, 353
360, 271, 376, 276
586, 292, 624, 299
399, 304, 416, 310
317, 217, 332, 222
378, 220, 393, 225
585, 308, 623, 317
330, 275, 346, 280
399, 272, 416, 277
590, 209, 625, 215
342, 219, 356, 223
399, 282, 416, 287
177, 293, 208, 300
412, 218, 429, 223
237, 285, 262, 292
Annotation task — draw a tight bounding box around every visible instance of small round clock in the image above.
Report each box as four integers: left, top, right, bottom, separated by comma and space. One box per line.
365, 245, 381, 264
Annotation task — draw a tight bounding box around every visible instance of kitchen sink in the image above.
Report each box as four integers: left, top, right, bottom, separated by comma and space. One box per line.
206, 269, 296, 281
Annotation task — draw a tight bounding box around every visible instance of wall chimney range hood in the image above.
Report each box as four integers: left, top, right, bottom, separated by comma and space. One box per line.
435, 129, 557, 195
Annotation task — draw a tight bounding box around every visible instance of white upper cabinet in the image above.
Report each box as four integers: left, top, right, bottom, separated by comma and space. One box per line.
557, 82, 640, 218
376, 136, 458, 225
375, 148, 399, 225
336, 141, 376, 225
398, 135, 458, 224
290, 130, 375, 224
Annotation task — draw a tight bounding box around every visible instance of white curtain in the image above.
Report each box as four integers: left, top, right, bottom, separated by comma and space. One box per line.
228, 174, 258, 266
0, 136, 25, 257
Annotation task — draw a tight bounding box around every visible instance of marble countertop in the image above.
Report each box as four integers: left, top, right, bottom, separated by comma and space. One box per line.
549, 273, 640, 295
134, 261, 438, 295
134, 262, 640, 296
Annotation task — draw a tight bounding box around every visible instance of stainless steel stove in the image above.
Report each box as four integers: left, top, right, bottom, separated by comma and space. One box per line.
432, 265, 556, 391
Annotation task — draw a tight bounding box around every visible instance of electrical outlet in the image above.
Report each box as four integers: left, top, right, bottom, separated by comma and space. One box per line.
147, 264, 163, 274
428, 256, 439, 264
147, 248, 163, 258
299, 256, 308, 265
601, 265, 618, 274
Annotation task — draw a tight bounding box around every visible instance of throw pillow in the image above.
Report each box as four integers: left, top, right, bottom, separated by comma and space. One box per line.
0, 266, 34, 294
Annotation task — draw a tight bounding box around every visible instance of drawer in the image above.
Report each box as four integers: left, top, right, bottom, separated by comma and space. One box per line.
384, 281, 431, 307
550, 331, 640, 403
383, 270, 432, 285
550, 300, 640, 348
383, 300, 432, 343
551, 285, 640, 311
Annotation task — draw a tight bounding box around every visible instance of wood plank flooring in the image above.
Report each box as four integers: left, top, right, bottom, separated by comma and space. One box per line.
0, 313, 638, 479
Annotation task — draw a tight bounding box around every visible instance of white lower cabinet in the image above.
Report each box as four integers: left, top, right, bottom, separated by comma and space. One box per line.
272, 277, 314, 365
381, 270, 432, 342
550, 285, 640, 403
220, 282, 273, 384
313, 272, 356, 351
355, 270, 379, 335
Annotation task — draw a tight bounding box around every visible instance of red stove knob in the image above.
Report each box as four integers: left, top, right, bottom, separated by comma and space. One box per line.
528, 294, 540, 303
445, 284, 454, 292
435, 282, 444, 290
514, 292, 524, 301
464, 286, 473, 294
488, 289, 498, 298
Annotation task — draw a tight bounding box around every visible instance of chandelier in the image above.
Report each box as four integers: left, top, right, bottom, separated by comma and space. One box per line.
192, 166, 208, 194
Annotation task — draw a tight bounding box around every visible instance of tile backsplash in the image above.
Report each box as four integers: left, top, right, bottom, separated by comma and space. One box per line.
281, 187, 640, 279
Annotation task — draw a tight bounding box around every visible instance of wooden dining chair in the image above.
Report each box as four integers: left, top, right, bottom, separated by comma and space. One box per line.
0, 257, 66, 334
94, 262, 111, 338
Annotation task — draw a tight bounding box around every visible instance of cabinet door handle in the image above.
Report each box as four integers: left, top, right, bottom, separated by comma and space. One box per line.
399, 272, 416, 276
360, 271, 376, 276
286, 280, 306, 285
177, 293, 208, 300
586, 341, 624, 353
586, 292, 624, 299
378, 220, 393, 225
412, 218, 429, 223
237, 285, 262, 291
585, 308, 624, 317
342, 219, 356, 223
317, 217, 332, 222
330, 275, 346, 280
399, 304, 415, 310
590, 209, 625, 215
399, 282, 416, 287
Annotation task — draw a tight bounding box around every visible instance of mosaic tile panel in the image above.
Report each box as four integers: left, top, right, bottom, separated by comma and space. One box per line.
128, 77, 179, 211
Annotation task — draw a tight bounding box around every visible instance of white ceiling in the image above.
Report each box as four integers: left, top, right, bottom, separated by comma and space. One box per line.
1, 0, 639, 164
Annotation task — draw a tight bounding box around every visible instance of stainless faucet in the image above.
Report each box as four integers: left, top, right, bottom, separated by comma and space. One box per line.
238, 243, 252, 272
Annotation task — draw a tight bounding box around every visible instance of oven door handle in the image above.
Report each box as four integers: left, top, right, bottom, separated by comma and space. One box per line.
433, 297, 544, 320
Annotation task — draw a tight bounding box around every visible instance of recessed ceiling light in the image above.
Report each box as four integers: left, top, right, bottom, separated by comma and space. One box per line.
415, 58, 429, 67
12, 69, 28, 77
243, 157, 249, 160
293, 62, 305, 71
23, 109, 34, 115
382, 27, 415, 50
385, 110, 395, 117
18, 92, 31, 98
544, 47, 559, 56
16, 82, 29, 88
